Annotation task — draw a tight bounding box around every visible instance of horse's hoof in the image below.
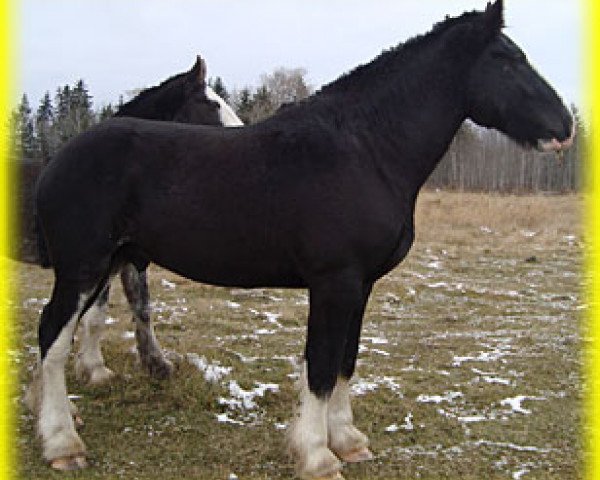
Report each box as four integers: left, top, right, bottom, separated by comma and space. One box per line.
87, 366, 115, 386
50, 455, 87, 471
313, 472, 345, 480
145, 357, 174, 379
76, 360, 115, 386
338, 447, 374, 463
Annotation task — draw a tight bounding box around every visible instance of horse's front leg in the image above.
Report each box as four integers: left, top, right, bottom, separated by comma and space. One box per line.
327, 284, 373, 463
288, 274, 364, 480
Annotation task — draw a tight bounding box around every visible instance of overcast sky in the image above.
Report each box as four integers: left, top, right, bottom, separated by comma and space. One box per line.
20, 0, 581, 110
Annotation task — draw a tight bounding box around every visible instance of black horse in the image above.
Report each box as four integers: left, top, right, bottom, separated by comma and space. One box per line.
114, 56, 242, 125
64, 56, 243, 389
31, 2, 573, 478
30, 57, 242, 399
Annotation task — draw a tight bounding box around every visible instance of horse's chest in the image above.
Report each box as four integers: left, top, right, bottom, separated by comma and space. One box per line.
372, 220, 415, 280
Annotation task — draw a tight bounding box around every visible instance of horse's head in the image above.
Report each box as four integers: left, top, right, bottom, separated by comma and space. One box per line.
173, 56, 243, 127
172, 56, 221, 125
465, 0, 574, 153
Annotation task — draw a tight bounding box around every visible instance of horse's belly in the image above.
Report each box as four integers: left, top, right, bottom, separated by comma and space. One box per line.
144, 236, 304, 288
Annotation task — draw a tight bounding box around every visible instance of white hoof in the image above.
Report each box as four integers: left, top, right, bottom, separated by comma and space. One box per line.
337, 447, 374, 463
76, 360, 115, 386
50, 455, 87, 470
87, 366, 115, 386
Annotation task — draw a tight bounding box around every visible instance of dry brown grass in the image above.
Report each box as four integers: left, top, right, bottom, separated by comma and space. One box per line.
415, 190, 582, 248
12, 191, 583, 480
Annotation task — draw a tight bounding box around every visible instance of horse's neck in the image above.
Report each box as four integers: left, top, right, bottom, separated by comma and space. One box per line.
332, 54, 468, 195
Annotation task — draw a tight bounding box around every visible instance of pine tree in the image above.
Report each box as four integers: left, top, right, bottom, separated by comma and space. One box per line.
233, 87, 254, 124
14, 94, 37, 160
209, 76, 230, 102
36, 92, 54, 163
52, 80, 96, 148
249, 85, 274, 123
54, 85, 73, 144
72, 79, 94, 131
98, 104, 115, 121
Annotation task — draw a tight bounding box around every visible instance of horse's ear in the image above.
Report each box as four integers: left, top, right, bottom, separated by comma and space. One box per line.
191, 55, 208, 84
484, 0, 504, 34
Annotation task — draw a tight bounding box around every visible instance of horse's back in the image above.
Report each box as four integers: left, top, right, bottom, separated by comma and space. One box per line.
35, 116, 407, 286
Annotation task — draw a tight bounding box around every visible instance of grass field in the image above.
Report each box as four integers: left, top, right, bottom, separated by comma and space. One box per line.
10, 191, 583, 479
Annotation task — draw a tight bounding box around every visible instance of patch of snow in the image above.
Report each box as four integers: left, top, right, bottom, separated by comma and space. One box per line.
400, 412, 414, 430
216, 413, 244, 425
225, 300, 241, 309
482, 375, 512, 386
452, 346, 511, 366
513, 468, 529, 479
385, 423, 399, 432
427, 281, 449, 289
254, 328, 277, 335
500, 395, 545, 415
263, 311, 283, 327
363, 336, 389, 345
370, 348, 391, 357
228, 351, 259, 363
469, 439, 555, 453
457, 415, 488, 423
186, 353, 233, 383
161, 279, 176, 289
417, 391, 463, 404
351, 380, 379, 396
220, 380, 279, 411
427, 260, 443, 269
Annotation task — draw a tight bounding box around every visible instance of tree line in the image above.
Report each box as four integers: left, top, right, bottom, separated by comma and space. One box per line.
10, 67, 584, 193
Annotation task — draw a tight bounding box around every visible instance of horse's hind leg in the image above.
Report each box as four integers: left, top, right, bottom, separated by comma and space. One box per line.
288, 273, 364, 480
75, 285, 116, 385
32, 278, 94, 470
327, 284, 373, 463
120, 264, 173, 379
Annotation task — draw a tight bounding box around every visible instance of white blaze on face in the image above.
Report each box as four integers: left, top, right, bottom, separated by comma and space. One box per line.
205, 86, 244, 127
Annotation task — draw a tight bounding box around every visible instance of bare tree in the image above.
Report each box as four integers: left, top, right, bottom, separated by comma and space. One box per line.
231, 67, 313, 124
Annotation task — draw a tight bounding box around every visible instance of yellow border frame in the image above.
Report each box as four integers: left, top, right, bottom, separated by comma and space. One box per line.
585, 0, 600, 478
0, 2, 595, 479
0, 0, 16, 478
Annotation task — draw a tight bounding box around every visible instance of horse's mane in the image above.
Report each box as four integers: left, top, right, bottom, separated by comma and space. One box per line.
115, 71, 188, 117
318, 6, 502, 96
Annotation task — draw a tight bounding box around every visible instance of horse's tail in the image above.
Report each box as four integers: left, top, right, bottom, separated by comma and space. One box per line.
35, 212, 52, 268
